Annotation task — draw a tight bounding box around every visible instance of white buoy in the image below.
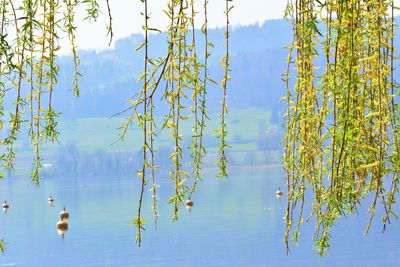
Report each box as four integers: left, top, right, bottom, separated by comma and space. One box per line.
48, 195, 54, 205
2, 201, 9, 213
276, 188, 283, 198
56, 219, 68, 237
185, 198, 194, 211
60, 207, 69, 221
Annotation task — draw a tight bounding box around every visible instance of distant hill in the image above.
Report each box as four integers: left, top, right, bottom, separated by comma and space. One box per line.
53, 19, 292, 119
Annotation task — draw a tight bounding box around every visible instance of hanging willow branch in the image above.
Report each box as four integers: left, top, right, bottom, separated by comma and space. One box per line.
217, 0, 233, 178
0, 0, 106, 182
284, 0, 400, 255
0, 0, 113, 251
0, 1, 226, 249
120, 0, 229, 245
132, 0, 150, 247
105, 0, 113, 46
189, 0, 211, 195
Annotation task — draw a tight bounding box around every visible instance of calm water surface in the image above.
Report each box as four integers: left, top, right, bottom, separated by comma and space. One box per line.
0, 167, 399, 266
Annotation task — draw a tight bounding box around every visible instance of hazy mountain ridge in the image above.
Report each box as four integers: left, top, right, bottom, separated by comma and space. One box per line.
55, 20, 292, 119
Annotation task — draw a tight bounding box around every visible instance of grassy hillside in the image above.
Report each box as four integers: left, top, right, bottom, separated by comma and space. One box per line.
10, 107, 282, 177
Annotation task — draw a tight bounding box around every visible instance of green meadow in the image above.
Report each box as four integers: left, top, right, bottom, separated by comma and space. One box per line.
11, 108, 282, 176
15, 107, 272, 153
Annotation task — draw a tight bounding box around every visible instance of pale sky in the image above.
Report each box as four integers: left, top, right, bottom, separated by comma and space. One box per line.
71, 1, 287, 53
69, 0, 400, 54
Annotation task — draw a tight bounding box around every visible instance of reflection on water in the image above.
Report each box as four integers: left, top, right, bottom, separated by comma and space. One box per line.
0, 167, 399, 266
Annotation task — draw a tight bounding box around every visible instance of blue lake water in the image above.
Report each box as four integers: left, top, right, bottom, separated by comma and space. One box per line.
0, 166, 399, 266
